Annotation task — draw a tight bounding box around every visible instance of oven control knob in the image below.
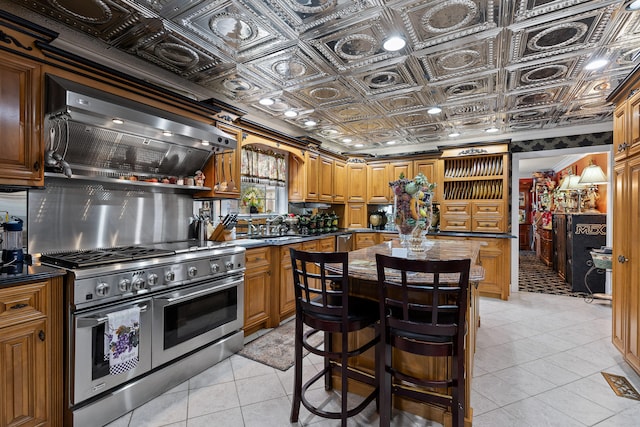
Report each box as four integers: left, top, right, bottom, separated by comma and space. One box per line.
119, 279, 132, 292
225, 261, 234, 271
147, 273, 158, 286
210, 263, 220, 273
165, 271, 175, 282
96, 282, 110, 297
188, 266, 198, 277
133, 278, 146, 291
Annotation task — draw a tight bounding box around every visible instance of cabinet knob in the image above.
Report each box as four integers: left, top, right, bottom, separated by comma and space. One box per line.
38, 330, 45, 341
618, 255, 629, 263
33, 161, 40, 171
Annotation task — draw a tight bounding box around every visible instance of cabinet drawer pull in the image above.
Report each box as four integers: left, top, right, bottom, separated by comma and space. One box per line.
33, 161, 40, 171
11, 303, 28, 310
618, 255, 629, 263
39, 330, 45, 341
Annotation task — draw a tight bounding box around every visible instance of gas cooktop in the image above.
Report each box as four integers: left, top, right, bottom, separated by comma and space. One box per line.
40, 246, 177, 269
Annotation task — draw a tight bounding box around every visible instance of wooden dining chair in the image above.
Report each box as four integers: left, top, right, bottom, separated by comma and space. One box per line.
289, 248, 379, 427
375, 253, 471, 427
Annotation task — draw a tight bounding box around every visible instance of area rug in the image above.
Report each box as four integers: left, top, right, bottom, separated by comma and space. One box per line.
238, 320, 323, 371
519, 250, 588, 298
601, 372, 640, 401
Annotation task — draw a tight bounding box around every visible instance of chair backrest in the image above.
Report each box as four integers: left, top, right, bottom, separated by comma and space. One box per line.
290, 248, 350, 320
375, 254, 471, 340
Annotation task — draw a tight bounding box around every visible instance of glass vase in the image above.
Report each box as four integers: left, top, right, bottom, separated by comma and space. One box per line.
394, 192, 433, 254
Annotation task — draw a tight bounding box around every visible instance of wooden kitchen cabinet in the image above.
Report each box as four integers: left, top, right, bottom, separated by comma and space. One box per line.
353, 232, 377, 250
195, 124, 241, 199
318, 236, 335, 252
0, 50, 44, 187
413, 159, 438, 201
288, 153, 306, 202
333, 159, 346, 203
277, 243, 302, 321
345, 203, 367, 229
367, 162, 391, 204
347, 162, 367, 202
304, 151, 320, 202
609, 70, 640, 375
319, 155, 334, 203
0, 276, 64, 427
243, 247, 271, 335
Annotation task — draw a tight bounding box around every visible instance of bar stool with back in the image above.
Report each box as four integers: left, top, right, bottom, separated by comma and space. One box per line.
289, 249, 380, 427
375, 254, 471, 427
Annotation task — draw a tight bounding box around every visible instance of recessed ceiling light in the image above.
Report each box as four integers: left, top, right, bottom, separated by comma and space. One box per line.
162, 130, 173, 136
342, 138, 352, 143
112, 118, 124, 125
259, 97, 274, 106
304, 120, 317, 126
201, 140, 209, 146
383, 36, 406, 52
626, 0, 640, 11
427, 107, 442, 114
485, 127, 500, 133
585, 59, 609, 70
386, 140, 397, 145
449, 132, 460, 137
354, 143, 364, 148
284, 110, 298, 117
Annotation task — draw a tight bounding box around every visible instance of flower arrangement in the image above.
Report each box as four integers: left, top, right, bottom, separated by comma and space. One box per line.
389, 172, 436, 237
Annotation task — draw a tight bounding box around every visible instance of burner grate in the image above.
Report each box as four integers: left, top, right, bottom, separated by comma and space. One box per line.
41, 246, 176, 269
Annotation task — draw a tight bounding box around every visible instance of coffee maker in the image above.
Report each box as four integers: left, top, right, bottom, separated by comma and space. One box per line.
2, 218, 24, 269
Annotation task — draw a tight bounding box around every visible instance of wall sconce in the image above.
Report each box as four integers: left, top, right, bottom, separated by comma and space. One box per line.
578, 162, 608, 212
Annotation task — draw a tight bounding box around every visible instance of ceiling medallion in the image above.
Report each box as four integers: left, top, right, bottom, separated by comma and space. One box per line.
580, 100, 609, 110
49, 0, 112, 24
445, 82, 480, 96
365, 71, 400, 88
437, 49, 481, 71
273, 59, 307, 78
518, 91, 553, 105
265, 99, 290, 112
309, 87, 340, 100
384, 96, 419, 109
421, 0, 478, 34
334, 34, 378, 60
154, 43, 200, 67
285, 0, 336, 14
522, 64, 567, 83
593, 82, 611, 92
528, 22, 588, 51
513, 110, 544, 120
209, 13, 258, 42
335, 107, 364, 120
222, 77, 253, 92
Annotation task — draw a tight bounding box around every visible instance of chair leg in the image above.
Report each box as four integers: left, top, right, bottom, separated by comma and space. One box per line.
341, 330, 349, 427
290, 318, 304, 423
324, 331, 333, 390
379, 343, 392, 427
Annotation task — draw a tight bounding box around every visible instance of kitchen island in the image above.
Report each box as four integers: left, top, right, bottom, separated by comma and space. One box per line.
333, 238, 484, 427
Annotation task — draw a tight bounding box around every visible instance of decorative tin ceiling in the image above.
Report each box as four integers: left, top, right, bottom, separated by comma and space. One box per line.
7, 0, 640, 155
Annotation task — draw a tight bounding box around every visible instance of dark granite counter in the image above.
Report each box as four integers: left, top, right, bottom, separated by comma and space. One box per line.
0, 263, 67, 288
347, 228, 516, 239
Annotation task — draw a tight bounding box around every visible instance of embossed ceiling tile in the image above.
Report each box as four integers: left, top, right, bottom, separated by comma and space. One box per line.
346, 58, 420, 96
443, 97, 497, 119
609, 10, 640, 45
506, 56, 584, 90
371, 91, 430, 114
403, 123, 444, 137
577, 74, 626, 98
322, 103, 380, 123
176, 0, 293, 61
130, 0, 204, 19
511, 0, 610, 22
506, 108, 556, 124
249, 93, 314, 117
388, 109, 440, 128
16, 0, 140, 40
508, 4, 616, 63
415, 36, 498, 82
395, 0, 498, 50
244, 44, 332, 88
196, 65, 273, 100
128, 25, 226, 78
556, 110, 613, 127
307, 13, 399, 71
430, 73, 498, 102
343, 117, 396, 135
289, 77, 362, 108
565, 98, 614, 115
504, 85, 567, 109
249, 0, 378, 35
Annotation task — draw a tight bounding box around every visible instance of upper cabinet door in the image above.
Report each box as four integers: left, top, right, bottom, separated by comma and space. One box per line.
0, 51, 43, 186
319, 155, 334, 203
347, 163, 367, 202
305, 151, 319, 202
367, 163, 390, 204
333, 159, 346, 203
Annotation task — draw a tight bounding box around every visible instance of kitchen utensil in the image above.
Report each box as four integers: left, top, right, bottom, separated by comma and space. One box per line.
2, 218, 24, 267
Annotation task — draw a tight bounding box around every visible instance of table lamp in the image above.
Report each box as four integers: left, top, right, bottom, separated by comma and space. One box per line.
578, 162, 608, 212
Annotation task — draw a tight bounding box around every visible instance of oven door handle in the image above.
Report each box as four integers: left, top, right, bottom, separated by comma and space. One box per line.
154, 280, 240, 307
76, 304, 149, 328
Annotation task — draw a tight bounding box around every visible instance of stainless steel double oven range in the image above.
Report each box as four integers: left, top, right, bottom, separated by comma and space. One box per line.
41, 242, 246, 427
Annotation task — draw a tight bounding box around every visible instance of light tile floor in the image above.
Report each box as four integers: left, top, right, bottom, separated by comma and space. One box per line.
106, 292, 640, 426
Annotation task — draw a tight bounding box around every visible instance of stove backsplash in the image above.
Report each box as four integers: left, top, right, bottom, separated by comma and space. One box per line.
28, 178, 193, 254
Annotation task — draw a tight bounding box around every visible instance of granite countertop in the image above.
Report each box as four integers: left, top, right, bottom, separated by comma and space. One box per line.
0, 263, 67, 288
345, 239, 485, 283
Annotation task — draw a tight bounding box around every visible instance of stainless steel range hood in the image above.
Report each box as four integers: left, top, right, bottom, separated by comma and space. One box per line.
45, 75, 235, 180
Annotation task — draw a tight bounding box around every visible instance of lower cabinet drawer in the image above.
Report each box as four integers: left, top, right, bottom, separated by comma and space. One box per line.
440, 215, 471, 231
472, 216, 505, 233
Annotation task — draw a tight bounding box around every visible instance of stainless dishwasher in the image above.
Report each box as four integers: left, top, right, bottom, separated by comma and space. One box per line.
336, 233, 352, 252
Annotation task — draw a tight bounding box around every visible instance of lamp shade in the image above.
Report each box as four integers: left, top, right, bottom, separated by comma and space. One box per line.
578, 164, 608, 185
560, 175, 586, 190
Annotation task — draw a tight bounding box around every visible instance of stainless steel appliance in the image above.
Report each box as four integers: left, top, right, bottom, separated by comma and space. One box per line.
41, 242, 245, 427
